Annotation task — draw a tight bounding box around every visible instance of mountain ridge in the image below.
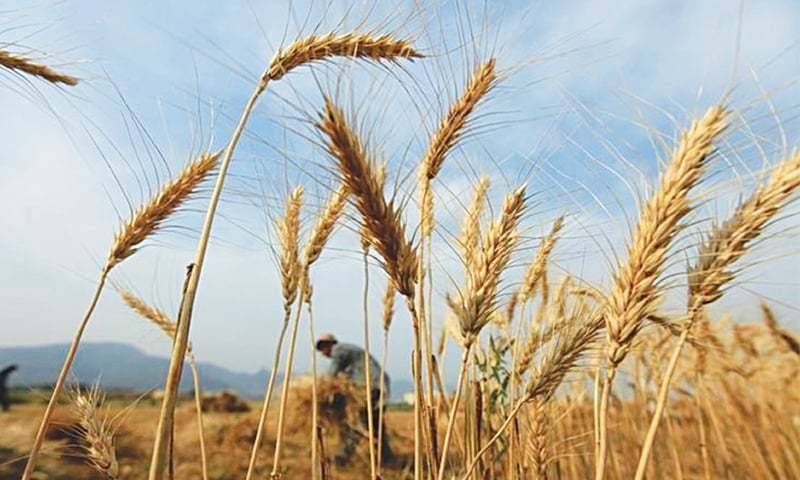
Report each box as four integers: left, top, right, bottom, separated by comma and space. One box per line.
0, 342, 413, 400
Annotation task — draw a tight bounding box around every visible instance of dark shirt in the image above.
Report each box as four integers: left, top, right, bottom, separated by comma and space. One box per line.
327, 343, 390, 397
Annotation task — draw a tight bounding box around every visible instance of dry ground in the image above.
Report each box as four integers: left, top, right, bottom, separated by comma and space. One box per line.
0, 398, 416, 479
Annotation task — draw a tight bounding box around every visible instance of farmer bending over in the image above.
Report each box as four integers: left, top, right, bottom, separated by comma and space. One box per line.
316, 333, 395, 466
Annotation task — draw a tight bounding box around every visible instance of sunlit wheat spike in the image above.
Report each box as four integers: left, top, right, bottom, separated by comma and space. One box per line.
304, 184, 348, 268
605, 106, 727, 366
278, 186, 304, 315
450, 186, 526, 340
107, 151, 220, 270
525, 313, 604, 400
460, 176, 490, 271
71, 384, 119, 480
519, 216, 565, 302
267, 32, 422, 81
760, 302, 800, 355
382, 282, 396, 332
419, 59, 497, 182
316, 97, 417, 298
0, 49, 79, 86
119, 290, 176, 339
688, 152, 800, 307
418, 59, 497, 237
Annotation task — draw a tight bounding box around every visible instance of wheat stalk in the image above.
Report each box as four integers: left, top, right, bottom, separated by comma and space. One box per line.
303, 184, 347, 478
377, 281, 395, 475
416, 62, 497, 460
0, 49, 79, 85
119, 290, 209, 480
315, 97, 429, 477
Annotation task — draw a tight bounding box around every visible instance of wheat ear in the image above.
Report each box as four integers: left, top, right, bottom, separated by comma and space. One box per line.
278, 186, 305, 314
316, 97, 417, 297
23, 152, 219, 480
267, 32, 421, 81
109, 152, 221, 269
150, 30, 418, 480
462, 311, 605, 480
448, 186, 526, 340
461, 176, 491, 271
419, 59, 497, 194
71, 384, 119, 480
0, 49, 79, 85
761, 303, 800, 355
635, 151, 800, 479
519, 217, 565, 302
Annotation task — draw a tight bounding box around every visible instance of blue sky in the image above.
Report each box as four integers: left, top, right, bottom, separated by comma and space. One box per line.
1, 0, 799, 382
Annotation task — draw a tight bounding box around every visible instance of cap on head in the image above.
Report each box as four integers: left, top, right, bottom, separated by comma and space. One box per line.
316, 333, 338, 350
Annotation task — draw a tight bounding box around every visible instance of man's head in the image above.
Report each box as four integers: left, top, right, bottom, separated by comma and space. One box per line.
316, 333, 338, 357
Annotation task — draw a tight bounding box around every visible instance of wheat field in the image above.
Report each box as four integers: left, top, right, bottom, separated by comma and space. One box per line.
1, 2, 799, 480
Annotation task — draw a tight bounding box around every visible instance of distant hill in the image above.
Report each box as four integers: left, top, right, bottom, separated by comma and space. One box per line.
0, 342, 414, 400
0, 342, 270, 398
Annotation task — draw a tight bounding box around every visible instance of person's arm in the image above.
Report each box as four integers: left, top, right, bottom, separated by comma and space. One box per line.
327, 348, 350, 377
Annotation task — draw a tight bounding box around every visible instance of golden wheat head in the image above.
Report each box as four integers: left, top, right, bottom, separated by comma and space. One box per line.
267, 32, 421, 82
107, 151, 220, 270
1, 49, 79, 86
688, 152, 800, 307
277, 186, 304, 315
449, 186, 526, 341
70, 384, 119, 480
316, 97, 417, 298
460, 176, 490, 271
519, 216, 565, 303
605, 106, 727, 366
119, 290, 176, 339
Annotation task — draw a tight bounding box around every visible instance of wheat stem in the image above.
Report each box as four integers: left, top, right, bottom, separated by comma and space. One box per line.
306, 299, 320, 480
437, 345, 471, 480
187, 353, 208, 480
361, 249, 378, 480
22, 268, 108, 479
245, 312, 290, 480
